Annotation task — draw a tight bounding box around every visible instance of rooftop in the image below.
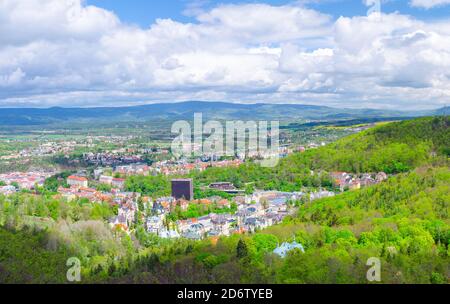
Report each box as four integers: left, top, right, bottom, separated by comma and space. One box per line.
68, 176, 88, 181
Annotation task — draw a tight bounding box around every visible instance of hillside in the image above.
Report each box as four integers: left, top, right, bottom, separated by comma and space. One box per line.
183, 116, 449, 193
117, 166, 450, 284
117, 117, 450, 283
297, 116, 449, 173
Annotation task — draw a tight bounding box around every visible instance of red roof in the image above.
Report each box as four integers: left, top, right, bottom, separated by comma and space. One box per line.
68, 176, 87, 182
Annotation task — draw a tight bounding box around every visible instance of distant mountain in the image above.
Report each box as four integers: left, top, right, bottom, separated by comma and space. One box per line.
434, 106, 450, 116
0, 101, 443, 126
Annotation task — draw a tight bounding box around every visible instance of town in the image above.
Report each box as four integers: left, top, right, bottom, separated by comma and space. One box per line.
0, 159, 389, 242
0, 119, 390, 244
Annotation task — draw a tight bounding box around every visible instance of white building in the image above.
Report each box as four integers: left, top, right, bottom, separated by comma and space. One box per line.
99, 175, 113, 185
67, 176, 88, 188
310, 190, 335, 201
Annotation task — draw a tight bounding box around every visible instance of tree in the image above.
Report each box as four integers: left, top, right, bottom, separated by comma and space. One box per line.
96, 183, 112, 192
236, 239, 249, 259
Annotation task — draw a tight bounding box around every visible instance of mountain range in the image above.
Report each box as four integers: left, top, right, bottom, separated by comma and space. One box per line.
0, 101, 447, 126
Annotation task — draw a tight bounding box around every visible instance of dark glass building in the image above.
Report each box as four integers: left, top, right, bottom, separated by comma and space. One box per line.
171, 178, 194, 200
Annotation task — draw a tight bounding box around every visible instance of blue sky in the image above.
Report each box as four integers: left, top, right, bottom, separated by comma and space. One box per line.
87, 0, 450, 27
1, 0, 450, 109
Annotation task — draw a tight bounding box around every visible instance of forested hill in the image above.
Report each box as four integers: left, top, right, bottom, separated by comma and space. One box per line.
287, 116, 449, 174
187, 116, 449, 192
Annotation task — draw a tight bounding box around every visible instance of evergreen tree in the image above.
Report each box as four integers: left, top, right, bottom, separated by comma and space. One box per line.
236, 239, 248, 259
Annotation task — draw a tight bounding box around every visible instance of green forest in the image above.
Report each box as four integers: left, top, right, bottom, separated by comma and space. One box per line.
0, 116, 448, 284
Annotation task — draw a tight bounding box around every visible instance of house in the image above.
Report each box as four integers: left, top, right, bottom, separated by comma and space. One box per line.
179, 219, 208, 240
265, 212, 284, 225
115, 205, 136, 228
58, 186, 105, 202
209, 182, 239, 193
183, 230, 203, 240
376, 172, 388, 183
244, 204, 264, 216
360, 174, 376, 187
76, 187, 99, 202
99, 175, 113, 185
217, 199, 231, 209
110, 214, 128, 231
349, 179, 361, 190
211, 214, 233, 236
0, 172, 50, 190
0, 185, 17, 195
110, 203, 136, 231
93, 168, 104, 180
159, 228, 180, 239
67, 176, 88, 188
146, 216, 165, 235
58, 187, 77, 201
197, 215, 213, 231
152, 202, 166, 215
267, 197, 288, 212
154, 197, 176, 213
112, 178, 126, 189
234, 196, 246, 205
244, 217, 270, 232
177, 219, 193, 233
310, 190, 335, 201
95, 192, 113, 203
273, 241, 305, 258
236, 204, 262, 220
189, 223, 207, 234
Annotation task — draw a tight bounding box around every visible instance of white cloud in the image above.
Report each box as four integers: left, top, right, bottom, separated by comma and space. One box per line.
0, 0, 449, 110
410, 0, 450, 9
0, 68, 26, 87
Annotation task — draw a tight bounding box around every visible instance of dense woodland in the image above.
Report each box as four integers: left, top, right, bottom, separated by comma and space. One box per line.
0, 116, 448, 284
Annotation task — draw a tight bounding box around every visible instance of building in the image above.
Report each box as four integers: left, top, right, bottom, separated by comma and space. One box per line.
171, 178, 194, 201
376, 172, 388, 183
99, 175, 113, 185
0, 185, 17, 195
159, 229, 180, 239
0, 171, 50, 190
146, 216, 165, 235
112, 178, 126, 189
310, 190, 335, 201
67, 176, 88, 188
93, 168, 104, 180
209, 182, 236, 191
244, 217, 270, 232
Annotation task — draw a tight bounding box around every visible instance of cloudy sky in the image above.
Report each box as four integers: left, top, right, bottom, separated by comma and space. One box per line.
0, 0, 449, 110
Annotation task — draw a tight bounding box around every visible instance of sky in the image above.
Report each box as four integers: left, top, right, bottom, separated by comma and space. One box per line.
0, 0, 450, 110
